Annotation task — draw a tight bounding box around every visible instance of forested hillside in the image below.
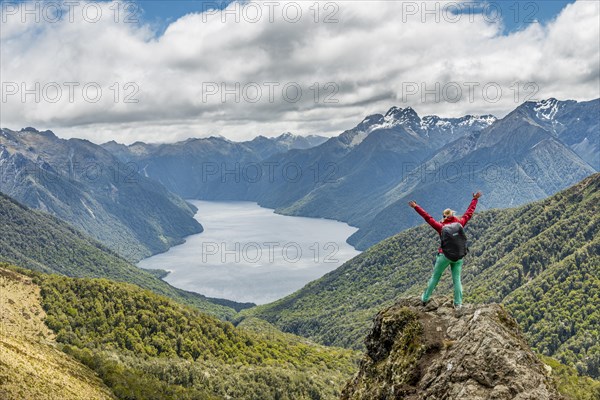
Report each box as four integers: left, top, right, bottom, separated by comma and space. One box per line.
242, 173, 600, 378
0, 128, 203, 261
0, 192, 250, 319
2, 265, 358, 400
0, 268, 116, 400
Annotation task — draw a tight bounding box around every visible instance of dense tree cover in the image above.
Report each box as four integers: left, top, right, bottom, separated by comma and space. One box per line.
0, 192, 251, 319
242, 173, 600, 378
7, 265, 358, 399
505, 242, 600, 378
539, 355, 600, 400
65, 346, 346, 400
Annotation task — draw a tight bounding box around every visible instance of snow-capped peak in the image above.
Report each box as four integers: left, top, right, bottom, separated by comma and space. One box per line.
346, 107, 497, 147
357, 107, 422, 136
533, 98, 560, 120
384, 106, 419, 123
458, 115, 497, 127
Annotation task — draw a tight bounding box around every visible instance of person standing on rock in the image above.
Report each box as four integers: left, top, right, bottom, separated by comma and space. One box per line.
408, 191, 482, 309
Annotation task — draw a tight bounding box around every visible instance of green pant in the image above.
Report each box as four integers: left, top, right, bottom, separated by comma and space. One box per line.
421, 253, 463, 306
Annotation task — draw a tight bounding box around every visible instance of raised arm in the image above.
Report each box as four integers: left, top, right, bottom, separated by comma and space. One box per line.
459, 191, 482, 226
409, 201, 442, 233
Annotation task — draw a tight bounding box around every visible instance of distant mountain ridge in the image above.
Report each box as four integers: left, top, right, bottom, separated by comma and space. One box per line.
100, 132, 328, 199
96, 98, 597, 251
520, 98, 599, 170
0, 127, 202, 261
102, 132, 328, 163
348, 99, 597, 249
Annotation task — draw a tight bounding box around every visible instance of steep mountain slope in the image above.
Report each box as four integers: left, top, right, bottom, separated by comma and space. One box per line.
245, 107, 495, 227
341, 297, 564, 400
241, 173, 600, 377
3, 265, 359, 400
349, 101, 597, 249
519, 98, 599, 170
0, 128, 202, 261
247, 114, 432, 226
0, 191, 249, 318
0, 268, 116, 400
100, 108, 495, 229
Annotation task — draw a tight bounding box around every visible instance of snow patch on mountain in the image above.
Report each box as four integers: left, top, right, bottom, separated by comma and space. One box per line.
533, 98, 560, 120
350, 130, 371, 147
346, 107, 497, 148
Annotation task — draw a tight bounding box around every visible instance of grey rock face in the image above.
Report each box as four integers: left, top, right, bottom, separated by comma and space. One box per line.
341, 296, 563, 400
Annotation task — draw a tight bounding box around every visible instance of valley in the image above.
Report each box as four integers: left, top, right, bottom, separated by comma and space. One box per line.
3, 2, 600, 398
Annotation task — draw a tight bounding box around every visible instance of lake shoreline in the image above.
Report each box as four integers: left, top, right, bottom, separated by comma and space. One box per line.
138, 200, 361, 305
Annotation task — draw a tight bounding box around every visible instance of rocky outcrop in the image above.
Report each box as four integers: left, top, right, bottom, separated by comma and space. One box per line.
341, 297, 563, 400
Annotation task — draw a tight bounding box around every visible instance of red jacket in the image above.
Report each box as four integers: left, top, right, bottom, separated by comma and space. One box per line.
414, 198, 478, 252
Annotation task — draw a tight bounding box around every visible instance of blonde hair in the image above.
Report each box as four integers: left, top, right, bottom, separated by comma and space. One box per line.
443, 208, 455, 217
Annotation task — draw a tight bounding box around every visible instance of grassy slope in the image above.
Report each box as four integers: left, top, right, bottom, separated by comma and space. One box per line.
0, 192, 249, 319
3, 264, 359, 400
241, 173, 600, 377
0, 268, 116, 400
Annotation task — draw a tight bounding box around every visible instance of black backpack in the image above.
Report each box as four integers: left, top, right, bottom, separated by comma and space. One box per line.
440, 222, 468, 261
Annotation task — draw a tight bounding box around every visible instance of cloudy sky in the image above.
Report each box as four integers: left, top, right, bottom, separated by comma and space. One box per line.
1, 0, 598, 144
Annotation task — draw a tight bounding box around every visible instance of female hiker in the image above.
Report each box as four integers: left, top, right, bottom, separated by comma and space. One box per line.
408, 191, 482, 309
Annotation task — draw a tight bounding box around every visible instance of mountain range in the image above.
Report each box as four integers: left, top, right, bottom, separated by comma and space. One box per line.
99, 108, 500, 226
0, 128, 202, 261
348, 99, 597, 248
7, 99, 590, 262
100, 132, 329, 200
100, 98, 598, 251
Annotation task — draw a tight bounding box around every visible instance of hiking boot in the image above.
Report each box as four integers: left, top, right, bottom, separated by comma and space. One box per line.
454, 304, 464, 316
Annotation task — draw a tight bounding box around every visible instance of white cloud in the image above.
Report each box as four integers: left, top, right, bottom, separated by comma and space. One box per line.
1, 0, 598, 143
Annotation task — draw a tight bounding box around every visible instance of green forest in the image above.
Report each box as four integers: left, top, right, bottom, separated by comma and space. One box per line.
0, 192, 250, 319
243, 173, 600, 378
5, 264, 358, 400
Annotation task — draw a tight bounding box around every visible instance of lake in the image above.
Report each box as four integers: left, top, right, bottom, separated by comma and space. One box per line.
138, 200, 361, 304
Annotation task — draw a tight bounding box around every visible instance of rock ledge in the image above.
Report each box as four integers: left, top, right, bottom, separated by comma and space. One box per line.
341, 296, 563, 400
